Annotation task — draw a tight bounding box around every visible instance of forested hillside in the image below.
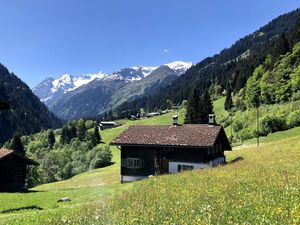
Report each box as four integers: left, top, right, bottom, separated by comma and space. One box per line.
0, 64, 61, 145
220, 40, 300, 143
10, 119, 112, 187
112, 8, 300, 118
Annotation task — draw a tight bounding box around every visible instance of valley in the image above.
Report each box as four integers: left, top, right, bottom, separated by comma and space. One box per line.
0, 106, 299, 224
1, 4, 300, 225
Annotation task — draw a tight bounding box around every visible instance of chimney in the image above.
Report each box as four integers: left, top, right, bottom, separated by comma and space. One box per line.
208, 114, 215, 125
173, 115, 178, 125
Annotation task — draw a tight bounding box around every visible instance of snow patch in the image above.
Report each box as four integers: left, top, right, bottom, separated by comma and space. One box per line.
51, 74, 73, 93
164, 61, 193, 74
69, 72, 107, 91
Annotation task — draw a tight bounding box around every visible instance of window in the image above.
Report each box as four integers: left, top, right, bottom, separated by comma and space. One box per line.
177, 164, 194, 172
126, 158, 143, 168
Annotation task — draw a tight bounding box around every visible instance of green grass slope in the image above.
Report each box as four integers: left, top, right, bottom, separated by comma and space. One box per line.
73, 136, 300, 224
0, 109, 185, 224
1, 100, 300, 224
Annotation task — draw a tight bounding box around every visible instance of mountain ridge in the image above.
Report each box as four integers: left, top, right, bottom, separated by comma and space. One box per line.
33, 61, 192, 120
33, 61, 192, 105
0, 64, 61, 144
112, 8, 300, 118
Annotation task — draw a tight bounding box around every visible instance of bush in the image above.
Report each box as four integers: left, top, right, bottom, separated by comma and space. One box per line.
239, 128, 255, 142
218, 114, 230, 128
287, 110, 300, 128
232, 120, 243, 132
260, 115, 287, 135
292, 91, 300, 101
89, 146, 112, 170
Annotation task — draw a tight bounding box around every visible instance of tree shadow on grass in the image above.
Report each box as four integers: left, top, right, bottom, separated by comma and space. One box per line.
0, 189, 47, 194
101, 161, 115, 168
1, 205, 43, 214
228, 156, 244, 164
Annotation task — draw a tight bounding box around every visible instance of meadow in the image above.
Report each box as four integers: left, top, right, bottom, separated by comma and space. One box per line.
85, 136, 300, 225
0, 101, 300, 224
0, 109, 185, 224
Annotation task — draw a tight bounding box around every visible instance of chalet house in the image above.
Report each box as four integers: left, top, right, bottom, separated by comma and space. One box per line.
145, 112, 160, 118
111, 116, 231, 182
0, 149, 39, 192
99, 121, 120, 130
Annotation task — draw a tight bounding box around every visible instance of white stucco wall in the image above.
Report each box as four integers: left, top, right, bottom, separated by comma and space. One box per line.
169, 157, 225, 174
121, 175, 148, 182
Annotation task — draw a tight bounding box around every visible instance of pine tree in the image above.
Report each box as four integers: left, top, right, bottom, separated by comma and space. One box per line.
10, 133, 24, 155
271, 33, 290, 60
48, 130, 55, 149
184, 89, 201, 124
184, 89, 213, 124
290, 16, 300, 46
69, 125, 77, 140
92, 124, 101, 146
77, 119, 87, 141
225, 88, 234, 111
61, 125, 69, 144
199, 91, 214, 124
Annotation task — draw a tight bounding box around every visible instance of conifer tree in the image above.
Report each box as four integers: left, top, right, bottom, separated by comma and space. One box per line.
199, 91, 214, 124
184, 89, 201, 124
10, 133, 24, 155
92, 124, 101, 146
271, 33, 290, 61
225, 88, 234, 111
290, 16, 300, 46
69, 125, 77, 140
61, 125, 69, 144
77, 119, 87, 141
185, 89, 214, 124
48, 129, 55, 149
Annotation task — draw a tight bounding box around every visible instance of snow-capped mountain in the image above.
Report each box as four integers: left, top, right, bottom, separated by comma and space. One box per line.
51, 74, 73, 93
32, 61, 193, 107
164, 61, 193, 75
110, 66, 158, 81
32, 72, 107, 103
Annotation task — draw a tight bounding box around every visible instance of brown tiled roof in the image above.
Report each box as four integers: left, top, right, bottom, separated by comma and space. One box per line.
111, 124, 227, 148
0, 148, 39, 165
0, 148, 14, 158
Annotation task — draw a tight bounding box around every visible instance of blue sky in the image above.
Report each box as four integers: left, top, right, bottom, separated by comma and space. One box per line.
0, 0, 300, 87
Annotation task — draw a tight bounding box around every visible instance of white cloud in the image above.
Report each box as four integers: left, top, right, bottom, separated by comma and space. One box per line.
163, 49, 168, 53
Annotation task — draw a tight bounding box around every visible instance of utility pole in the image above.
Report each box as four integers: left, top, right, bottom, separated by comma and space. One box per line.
256, 106, 260, 148
230, 111, 233, 144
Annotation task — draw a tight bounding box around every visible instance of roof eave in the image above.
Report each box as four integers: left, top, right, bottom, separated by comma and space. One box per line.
0, 152, 39, 165
110, 143, 213, 149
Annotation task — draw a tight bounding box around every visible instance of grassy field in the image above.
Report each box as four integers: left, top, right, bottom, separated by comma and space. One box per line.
85, 135, 300, 225
0, 109, 185, 224
213, 96, 226, 118
1, 101, 300, 224
243, 126, 300, 146
8, 132, 298, 224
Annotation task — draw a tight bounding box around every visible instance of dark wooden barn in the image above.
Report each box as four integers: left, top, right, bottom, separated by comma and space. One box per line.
0, 148, 39, 192
111, 123, 231, 183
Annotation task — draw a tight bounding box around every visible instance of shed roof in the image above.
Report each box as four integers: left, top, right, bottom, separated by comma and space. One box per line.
111, 124, 231, 150
0, 149, 39, 165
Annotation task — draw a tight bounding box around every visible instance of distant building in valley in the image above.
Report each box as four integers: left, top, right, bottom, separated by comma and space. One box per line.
145, 112, 160, 118
99, 121, 121, 130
